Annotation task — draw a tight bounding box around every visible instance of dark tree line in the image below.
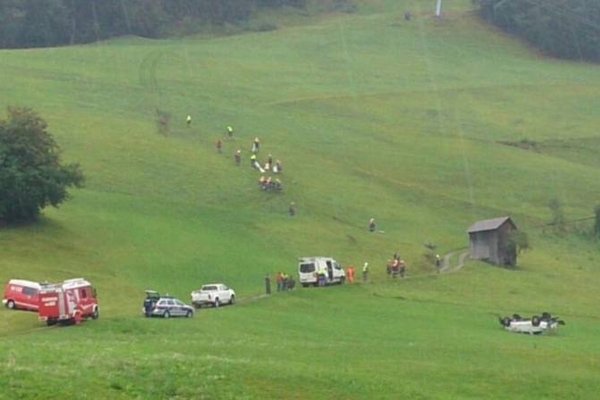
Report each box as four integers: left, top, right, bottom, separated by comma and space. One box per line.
475, 0, 600, 62
0, 0, 310, 48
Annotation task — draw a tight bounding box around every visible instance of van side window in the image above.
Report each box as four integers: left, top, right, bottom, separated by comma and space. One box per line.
80, 289, 87, 298
326, 261, 332, 269
22, 287, 38, 296
300, 263, 315, 273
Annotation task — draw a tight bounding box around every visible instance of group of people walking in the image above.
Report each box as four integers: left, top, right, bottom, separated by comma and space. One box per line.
208, 124, 286, 194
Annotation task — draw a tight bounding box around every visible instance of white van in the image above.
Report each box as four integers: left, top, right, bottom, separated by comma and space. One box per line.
298, 257, 345, 287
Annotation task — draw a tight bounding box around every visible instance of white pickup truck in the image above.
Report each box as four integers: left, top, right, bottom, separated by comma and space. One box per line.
190, 283, 236, 308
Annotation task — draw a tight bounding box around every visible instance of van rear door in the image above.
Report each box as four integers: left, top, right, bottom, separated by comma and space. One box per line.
299, 261, 316, 284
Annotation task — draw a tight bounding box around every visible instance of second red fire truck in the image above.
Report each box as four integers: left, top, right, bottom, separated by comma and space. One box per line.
38, 278, 99, 326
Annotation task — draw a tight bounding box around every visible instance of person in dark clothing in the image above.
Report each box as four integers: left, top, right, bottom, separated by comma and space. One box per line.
286, 277, 296, 290
368, 218, 376, 232
143, 296, 154, 317
265, 275, 271, 294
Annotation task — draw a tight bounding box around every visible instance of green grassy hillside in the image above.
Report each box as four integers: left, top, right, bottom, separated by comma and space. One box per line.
1, 1, 600, 399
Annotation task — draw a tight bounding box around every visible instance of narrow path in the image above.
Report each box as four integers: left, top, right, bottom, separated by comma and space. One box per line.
441, 249, 470, 273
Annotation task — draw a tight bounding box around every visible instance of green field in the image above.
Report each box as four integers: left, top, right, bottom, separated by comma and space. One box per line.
1, 1, 600, 399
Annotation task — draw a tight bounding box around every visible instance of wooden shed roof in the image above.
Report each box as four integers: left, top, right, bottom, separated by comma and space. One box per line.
467, 216, 515, 233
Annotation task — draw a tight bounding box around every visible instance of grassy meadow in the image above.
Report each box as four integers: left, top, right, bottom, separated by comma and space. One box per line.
1, 0, 600, 398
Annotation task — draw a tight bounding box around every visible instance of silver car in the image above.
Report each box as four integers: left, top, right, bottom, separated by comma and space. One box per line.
146, 296, 194, 318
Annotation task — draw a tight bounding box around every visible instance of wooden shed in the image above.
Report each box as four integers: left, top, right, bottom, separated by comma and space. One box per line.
467, 216, 517, 266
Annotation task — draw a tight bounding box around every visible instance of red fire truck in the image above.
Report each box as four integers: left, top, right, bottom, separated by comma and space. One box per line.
38, 278, 99, 326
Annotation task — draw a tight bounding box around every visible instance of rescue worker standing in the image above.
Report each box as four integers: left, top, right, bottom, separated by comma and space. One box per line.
391, 258, 399, 278
346, 265, 355, 284
282, 272, 289, 290
318, 266, 327, 287
362, 262, 369, 282
276, 272, 283, 292
234, 149, 241, 166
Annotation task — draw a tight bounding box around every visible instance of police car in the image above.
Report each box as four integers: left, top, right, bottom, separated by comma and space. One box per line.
143, 291, 194, 318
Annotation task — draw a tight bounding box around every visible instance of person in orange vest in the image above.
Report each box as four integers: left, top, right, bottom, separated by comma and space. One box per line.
275, 272, 283, 292
345, 265, 355, 283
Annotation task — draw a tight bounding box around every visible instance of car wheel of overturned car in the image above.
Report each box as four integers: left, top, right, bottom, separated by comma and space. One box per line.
163, 310, 170, 319
214, 298, 220, 308
229, 295, 235, 305
531, 315, 541, 326
6, 300, 15, 309
186, 310, 193, 318
542, 312, 551, 320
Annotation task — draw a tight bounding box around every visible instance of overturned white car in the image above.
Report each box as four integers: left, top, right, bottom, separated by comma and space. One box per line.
499, 312, 565, 335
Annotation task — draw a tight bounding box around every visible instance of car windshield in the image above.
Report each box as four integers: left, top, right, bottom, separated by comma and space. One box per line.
202, 286, 218, 291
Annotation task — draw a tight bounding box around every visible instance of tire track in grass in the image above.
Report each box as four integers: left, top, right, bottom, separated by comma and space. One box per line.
441, 249, 470, 273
